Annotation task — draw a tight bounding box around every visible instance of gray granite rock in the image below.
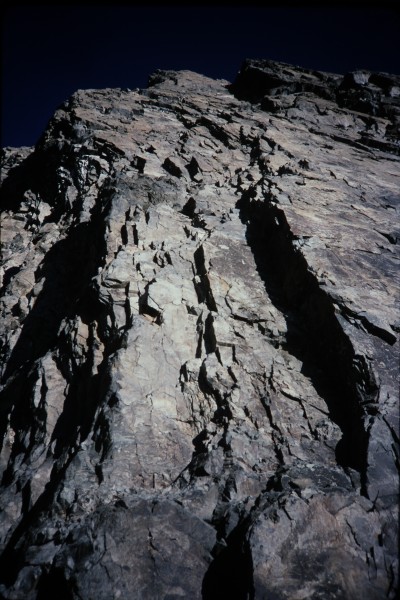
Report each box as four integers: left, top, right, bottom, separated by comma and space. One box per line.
0, 59, 398, 599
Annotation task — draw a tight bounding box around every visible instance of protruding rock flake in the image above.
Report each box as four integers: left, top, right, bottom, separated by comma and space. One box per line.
0, 60, 399, 599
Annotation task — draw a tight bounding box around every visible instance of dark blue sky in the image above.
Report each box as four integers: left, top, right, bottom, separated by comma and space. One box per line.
2, 5, 400, 148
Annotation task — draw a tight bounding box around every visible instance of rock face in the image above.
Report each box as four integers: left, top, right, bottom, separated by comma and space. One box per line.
0, 59, 399, 599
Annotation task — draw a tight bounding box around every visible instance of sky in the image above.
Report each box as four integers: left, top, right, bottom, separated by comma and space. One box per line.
2, 4, 400, 148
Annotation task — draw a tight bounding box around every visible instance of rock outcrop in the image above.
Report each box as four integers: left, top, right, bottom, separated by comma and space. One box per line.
0, 59, 399, 599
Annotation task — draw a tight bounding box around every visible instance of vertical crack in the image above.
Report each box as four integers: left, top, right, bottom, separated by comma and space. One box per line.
193, 245, 218, 312
237, 189, 376, 488
202, 516, 254, 600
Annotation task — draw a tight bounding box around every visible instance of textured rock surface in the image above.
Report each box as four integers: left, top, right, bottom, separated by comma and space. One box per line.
0, 59, 399, 599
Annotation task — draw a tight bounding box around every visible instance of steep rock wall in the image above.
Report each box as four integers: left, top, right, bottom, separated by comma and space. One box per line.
0, 60, 399, 599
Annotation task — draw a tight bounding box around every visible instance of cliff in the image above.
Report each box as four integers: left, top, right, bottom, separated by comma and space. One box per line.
0, 59, 399, 599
